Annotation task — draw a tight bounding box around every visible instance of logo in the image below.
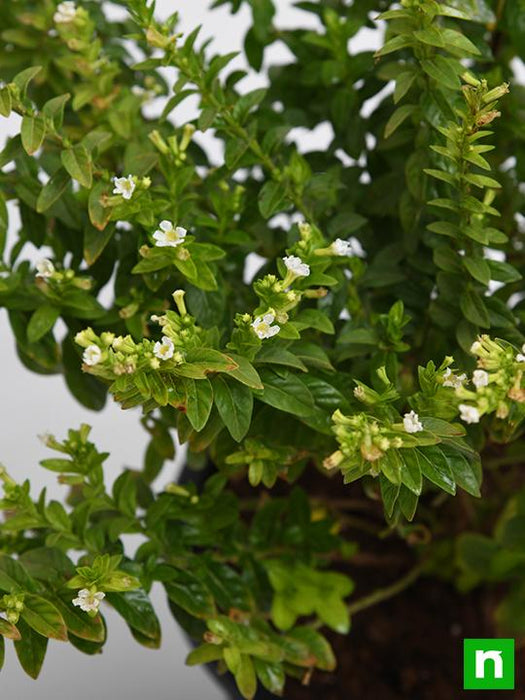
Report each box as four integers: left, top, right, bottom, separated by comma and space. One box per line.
464, 639, 515, 690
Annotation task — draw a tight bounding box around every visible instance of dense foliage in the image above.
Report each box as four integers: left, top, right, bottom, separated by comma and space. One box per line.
1, 0, 525, 696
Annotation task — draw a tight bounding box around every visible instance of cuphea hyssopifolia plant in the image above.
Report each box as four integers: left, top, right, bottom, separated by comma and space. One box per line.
1, 0, 525, 697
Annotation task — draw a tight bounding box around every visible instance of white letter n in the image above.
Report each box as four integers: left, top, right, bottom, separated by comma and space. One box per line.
475, 650, 503, 679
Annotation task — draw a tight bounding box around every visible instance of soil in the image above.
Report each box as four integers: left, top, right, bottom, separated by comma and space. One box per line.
181, 463, 525, 700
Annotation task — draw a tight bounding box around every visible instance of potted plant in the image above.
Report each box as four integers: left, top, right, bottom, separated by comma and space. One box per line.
1, 0, 525, 697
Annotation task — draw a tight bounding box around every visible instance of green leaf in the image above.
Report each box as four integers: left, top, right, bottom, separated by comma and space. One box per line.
254, 369, 314, 417
253, 658, 285, 695
286, 627, 336, 671
0, 617, 21, 640
258, 181, 289, 219
14, 618, 48, 679
21, 595, 67, 641
61, 145, 92, 188
13, 66, 42, 95
416, 446, 456, 495
394, 71, 417, 103
0, 87, 12, 117
213, 375, 253, 442
36, 167, 70, 213
398, 486, 419, 521
42, 93, 70, 129
186, 643, 224, 666
164, 570, 216, 619
27, 305, 60, 343
106, 589, 161, 642
460, 289, 490, 328
21, 114, 46, 155
184, 377, 214, 431
463, 256, 491, 286
88, 181, 112, 232
399, 449, 423, 495
421, 56, 461, 90
441, 446, 481, 497
0, 190, 8, 258
224, 354, 263, 389
0, 555, 40, 593
384, 105, 417, 138
294, 308, 334, 334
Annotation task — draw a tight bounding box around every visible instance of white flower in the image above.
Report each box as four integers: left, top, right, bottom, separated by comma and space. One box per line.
472, 369, 489, 389
54, 1, 77, 23
443, 367, 467, 389
152, 221, 187, 248
459, 404, 480, 424
112, 175, 136, 200
516, 353, 525, 363
251, 313, 280, 340
283, 255, 310, 278
331, 237, 365, 257
83, 345, 102, 366
36, 258, 55, 279
403, 410, 423, 434
153, 336, 175, 360
470, 341, 482, 354
72, 589, 105, 614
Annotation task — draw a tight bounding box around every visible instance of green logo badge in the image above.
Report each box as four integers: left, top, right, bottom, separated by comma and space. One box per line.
464, 639, 515, 690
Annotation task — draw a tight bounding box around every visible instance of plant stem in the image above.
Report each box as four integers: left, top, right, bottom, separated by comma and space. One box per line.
346, 563, 423, 617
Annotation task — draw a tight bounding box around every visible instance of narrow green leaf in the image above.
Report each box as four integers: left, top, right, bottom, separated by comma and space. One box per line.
384, 104, 417, 138
21, 114, 46, 155
421, 56, 461, 90
460, 289, 490, 328
27, 305, 60, 343
463, 256, 491, 286
14, 618, 48, 679
21, 595, 67, 641
61, 145, 92, 188
213, 375, 253, 442
184, 378, 214, 431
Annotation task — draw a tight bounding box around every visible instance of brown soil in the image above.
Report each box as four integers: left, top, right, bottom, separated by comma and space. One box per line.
283, 576, 525, 700
186, 463, 525, 699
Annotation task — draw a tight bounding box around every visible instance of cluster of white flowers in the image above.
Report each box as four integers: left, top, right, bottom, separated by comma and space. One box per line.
72, 589, 105, 613
283, 255, 310, 278
82, 345, 102, 366
153, 220, 187, 248
153, 336, 175, 360
36, 258, 55, 279
403, 410, 423, 434
54, 1, 77, 23
251, 313, 280, 340
443, 367, 467, 389
112, 175, 136, 200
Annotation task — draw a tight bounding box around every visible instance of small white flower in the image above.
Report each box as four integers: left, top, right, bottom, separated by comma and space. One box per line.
36, 259, 55, 279
331, 237, 365, 257
54, 1, 77, 23
153, 336, 175, 361
403, 410, 423, 434
516, 353, 525, 363
83, 345, 102, 366
72, 589, 105, 614
251, 313, 280, 340
443, 368, 467, 389
283, 255, 310, 278
152, 221, 187, 248
470, 341, 482, 354
459, 404, 480, 424
112, 175, 136, 200
472, 369, 489, 389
